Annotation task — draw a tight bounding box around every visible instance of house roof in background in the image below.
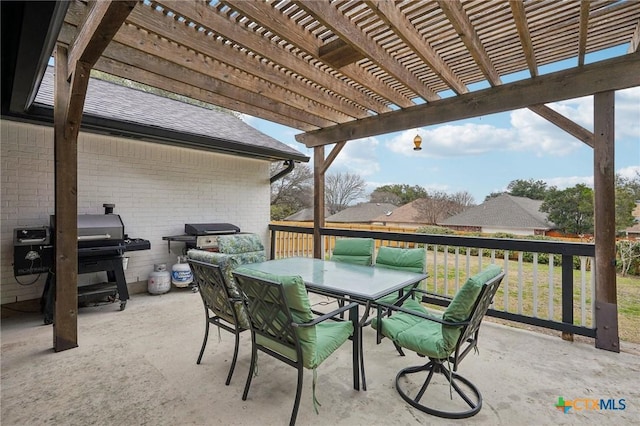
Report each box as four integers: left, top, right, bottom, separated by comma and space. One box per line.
28, 67, 308, 162
371, 199, 430, 224
327, 203, 397, 223
439, 194, 554, 230
283, 207, 330, 222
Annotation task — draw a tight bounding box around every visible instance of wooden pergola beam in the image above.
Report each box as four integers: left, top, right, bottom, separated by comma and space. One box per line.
53, 0, 135, 352
296, 53, 640, 147
67, 1, 136, 79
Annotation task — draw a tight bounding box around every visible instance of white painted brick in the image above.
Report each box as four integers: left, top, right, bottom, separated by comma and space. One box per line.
1, 120, 272, 303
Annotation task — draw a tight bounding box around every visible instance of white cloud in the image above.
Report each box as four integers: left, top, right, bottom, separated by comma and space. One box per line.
509, 109, 585, 156
330, 137, 380, 176
618, 165, 640, 180
543, 175, 593, 190
386, 126, 512, 157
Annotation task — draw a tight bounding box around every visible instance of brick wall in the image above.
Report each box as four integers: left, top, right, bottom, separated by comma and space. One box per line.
1, 120, 271, 304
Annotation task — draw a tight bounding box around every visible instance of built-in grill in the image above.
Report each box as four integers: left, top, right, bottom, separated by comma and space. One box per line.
162, 223, 240, 253
13, 204, 151, 324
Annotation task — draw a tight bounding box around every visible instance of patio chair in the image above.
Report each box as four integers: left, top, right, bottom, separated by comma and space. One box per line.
372, 264, 504, 419
232, 268, 359, 426
186, 233, 265, 384
188, 259, 249, 385
331, 237, 375, 266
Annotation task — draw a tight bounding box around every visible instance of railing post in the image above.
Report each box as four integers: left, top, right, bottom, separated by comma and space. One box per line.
561, 255, 574, 341
269, 227, 276, 260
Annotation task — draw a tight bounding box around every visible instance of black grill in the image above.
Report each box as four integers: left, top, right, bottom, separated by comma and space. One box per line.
16, 204, 152, 324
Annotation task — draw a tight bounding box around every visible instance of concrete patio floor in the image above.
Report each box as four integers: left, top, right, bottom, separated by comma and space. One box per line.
2, 288, 639, 425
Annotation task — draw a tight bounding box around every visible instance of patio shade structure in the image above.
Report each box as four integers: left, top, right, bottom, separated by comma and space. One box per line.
2, 0, 639, 352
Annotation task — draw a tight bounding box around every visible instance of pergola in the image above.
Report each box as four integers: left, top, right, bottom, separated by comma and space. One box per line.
3, 0, 639, 352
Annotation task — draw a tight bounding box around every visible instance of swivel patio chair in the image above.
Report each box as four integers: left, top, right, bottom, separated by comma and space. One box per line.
232, 268, 359, 426
188, 259, 249, 385
331, 237, 375, 266
373, 264, 504, 419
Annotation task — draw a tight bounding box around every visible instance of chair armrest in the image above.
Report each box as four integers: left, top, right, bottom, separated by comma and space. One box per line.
294, 302, 359, 328
376, 300, 469, 328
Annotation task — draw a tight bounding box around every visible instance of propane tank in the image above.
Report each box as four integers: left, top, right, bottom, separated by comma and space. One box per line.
171, 255, 193, 288
148, 263, 171, 295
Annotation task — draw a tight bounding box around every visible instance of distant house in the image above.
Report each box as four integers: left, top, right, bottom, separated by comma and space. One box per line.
283, 207, 330, 222
326, 203, 397, 223
438, 194, 555, 236
371, 198, 432, 228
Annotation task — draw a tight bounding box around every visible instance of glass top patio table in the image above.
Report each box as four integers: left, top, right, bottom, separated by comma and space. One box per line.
239, 257, 428, 391
239, 257, 428, 302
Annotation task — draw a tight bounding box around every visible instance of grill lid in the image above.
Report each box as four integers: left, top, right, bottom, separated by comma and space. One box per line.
50, 214, 125, 241
184, 223, 240, 235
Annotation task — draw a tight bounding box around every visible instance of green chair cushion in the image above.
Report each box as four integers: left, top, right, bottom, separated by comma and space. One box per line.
375, 246, 426, 273
373, 300, 449, 359
234, 268, 313, 320
331, 238, 374, 266
374, 246, 426, 304
440, 264, 502, 349
375, 265, 502, 359
237, 268, 353, 369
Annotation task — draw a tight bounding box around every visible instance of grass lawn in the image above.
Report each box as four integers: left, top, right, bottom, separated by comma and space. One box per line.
422, 252, 640, 344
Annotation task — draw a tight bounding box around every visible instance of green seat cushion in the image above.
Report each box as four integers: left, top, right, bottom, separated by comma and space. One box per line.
374, 246, 426, 304
236, 268, 352, 369
332, 238, 374, 266
440, 264, 502, 348
374, 300, 449, 359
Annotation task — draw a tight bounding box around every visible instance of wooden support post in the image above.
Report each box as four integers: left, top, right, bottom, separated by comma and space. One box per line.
593, 91, 619, 352
53, 45, 89, 351
313, 146, 325, 259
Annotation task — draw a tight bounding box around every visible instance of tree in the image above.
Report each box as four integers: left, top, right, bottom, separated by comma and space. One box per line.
369, 184, 427, 205
615, 173, 640, 232
541, 184, 594, 234
369, 190, 401, 205
414, 190, 475, 223
507, 179, 550, 200
325, 171, 367, 214
270, 162, 313, 220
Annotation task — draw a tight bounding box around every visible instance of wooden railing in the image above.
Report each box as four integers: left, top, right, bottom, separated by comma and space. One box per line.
268, 223, 597, 340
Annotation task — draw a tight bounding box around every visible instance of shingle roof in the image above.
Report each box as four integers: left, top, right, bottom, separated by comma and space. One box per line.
33, 67, 308, 162
283, 207, 331, 222
371, 199, 430, 224
438, 194, 554, 230
326, 203, 397, 223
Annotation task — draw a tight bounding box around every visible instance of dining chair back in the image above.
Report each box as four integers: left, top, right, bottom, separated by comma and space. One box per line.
374, 245, 427, 305
233, 268, 358, 426
331, 237, 375, 266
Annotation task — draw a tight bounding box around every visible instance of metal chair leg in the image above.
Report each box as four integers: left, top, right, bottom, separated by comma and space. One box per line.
225, 328, 241, 385
242, 341, 257, 401
289, 366, 304, 426
197, 308, 210, 365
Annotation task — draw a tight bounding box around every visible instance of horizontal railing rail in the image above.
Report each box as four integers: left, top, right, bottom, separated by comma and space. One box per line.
268, 223, 597, 340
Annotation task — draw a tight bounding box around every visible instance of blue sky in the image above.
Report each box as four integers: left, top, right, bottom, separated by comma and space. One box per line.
243, 46, 639, 204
